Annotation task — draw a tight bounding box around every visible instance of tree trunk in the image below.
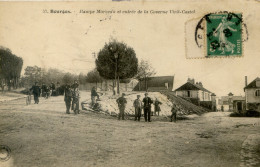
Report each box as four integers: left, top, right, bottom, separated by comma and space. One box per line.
105, 80, 108, 91
113, 80, 115, 95
138, 81, 141, 91
7, 79, 11, 91
117, 76, 120, 94
145, 77, 148, 92
100, 81, 103, 91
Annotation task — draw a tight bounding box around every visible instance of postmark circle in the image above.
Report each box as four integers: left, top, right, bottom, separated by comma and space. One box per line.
0, 145, 11, 162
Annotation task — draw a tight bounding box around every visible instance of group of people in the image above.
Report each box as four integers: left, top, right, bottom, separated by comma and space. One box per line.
64, 81, 80, 114
29, 82, 60, 104
41, 82, 56, 99
116, 92, 178, 122
30, 82, 178, 121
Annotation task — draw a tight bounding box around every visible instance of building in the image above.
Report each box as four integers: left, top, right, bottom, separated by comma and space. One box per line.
174, 78, 214, 109
244, 77, 260, 112
175, 79, 212, 101
133, 76, 174, 91
79, 79, 138, 92
218, 93, 246, 112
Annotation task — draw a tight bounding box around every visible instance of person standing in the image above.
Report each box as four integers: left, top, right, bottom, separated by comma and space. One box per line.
170, 103, 178, 122
50, 82, 56, 96
72, 84, 80, 114
154, 98, 162, 116
91, 87, 99, 108
64, 84, 72, 114
30, 82, 41, 104
133, 95, 142, 121
116, 93, 127, 120
41, 83, 47, 98
143, 92, 153, 122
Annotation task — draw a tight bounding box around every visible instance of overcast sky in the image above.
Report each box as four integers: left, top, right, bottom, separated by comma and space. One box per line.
0, 1, 259, 96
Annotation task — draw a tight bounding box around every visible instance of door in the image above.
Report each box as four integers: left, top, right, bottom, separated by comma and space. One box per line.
237, 102, 242, 111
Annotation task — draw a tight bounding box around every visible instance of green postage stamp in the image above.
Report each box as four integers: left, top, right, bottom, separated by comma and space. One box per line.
206, 13, 242, 57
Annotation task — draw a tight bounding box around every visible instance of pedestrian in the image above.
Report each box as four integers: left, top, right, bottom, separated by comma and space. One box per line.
143, 92, 153, 122
116, 93, 127, 120
41, 83, 47, 98
170, 103, 178, 122
91, 87, 99, 108
50, 82, 56, 96
72, 83, 80, 114
26, 89, 32, 105
154, 98, 162, 116
30, 82, 41, 104
133, 95, 142, 121
64, 84, 72, 114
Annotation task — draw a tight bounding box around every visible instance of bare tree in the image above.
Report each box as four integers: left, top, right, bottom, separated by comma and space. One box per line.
135, 60, 156, 91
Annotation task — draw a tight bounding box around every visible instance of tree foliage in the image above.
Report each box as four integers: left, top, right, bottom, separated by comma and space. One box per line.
96, 40, 138, 80
0, 46, 23, 90
135, 60, 156, 91
86, 68, 103, 83
21, 66, 78, 88
135, 60, 156, 81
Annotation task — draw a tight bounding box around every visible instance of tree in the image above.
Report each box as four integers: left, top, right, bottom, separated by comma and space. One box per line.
96, 40, 138, 94
135, 60, 156, 91
78, 72, 87, 85
22, 66, 42, 88
62, 73, 77, 84
120, 78, 131, 91
0, 46, 23, 90
86, 69, 103, 88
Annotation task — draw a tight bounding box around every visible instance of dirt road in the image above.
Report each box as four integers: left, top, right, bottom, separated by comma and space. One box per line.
0, 94, 259, 167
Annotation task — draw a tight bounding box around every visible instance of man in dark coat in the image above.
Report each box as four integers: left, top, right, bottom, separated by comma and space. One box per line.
41, 83, 47, 98
30, 82, 41, 104
116, 93, 127, 120
64, 84, 72, 114
91, 87, 99, 107
143, 92, 153, 122
170, 103, 178, 122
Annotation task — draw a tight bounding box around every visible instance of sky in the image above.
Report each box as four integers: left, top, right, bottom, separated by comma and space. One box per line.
0, 0, 259, 96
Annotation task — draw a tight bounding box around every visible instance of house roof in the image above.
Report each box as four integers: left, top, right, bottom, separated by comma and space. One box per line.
133, 76, 174, 91
244, 77, 260, 89
220, 96, 245, 102
175, 82, 211, 93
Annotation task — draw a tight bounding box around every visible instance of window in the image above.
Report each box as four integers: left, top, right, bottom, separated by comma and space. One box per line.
255, 90, 260, 96
187, 91, 190, 97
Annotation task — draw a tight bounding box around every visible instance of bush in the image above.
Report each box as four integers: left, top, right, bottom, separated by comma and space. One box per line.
230, 110, 260, 117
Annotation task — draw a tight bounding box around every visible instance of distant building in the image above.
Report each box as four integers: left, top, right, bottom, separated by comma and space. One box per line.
133, 76, 174, 91
175, 78, 212, 101
244, 77, 260, 112
218, 93, 246, 112
174, 78, 215, 110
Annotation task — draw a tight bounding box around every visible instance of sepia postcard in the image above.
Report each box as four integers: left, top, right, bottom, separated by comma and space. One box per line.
0, 0, 259, 167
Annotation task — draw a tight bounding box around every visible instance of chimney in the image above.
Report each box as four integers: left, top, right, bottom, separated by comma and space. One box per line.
245, 76, 247, 87
198, 82, 203, 87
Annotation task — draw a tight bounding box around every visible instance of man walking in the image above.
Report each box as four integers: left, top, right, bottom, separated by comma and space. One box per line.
72, 83, 80, 114
143, 92, 153, 122
30, 82, 41, 104
133, 95, 142, 121
116, 93, 127, 120
64, 84, 72, 114
91, 87, 99, 108
170, 103, 178, 122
